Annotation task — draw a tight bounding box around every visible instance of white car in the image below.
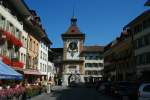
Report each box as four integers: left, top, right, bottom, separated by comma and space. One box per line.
139, 83, 150, 100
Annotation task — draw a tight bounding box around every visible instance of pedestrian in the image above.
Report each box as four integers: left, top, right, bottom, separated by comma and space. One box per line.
47, 77, 52, 93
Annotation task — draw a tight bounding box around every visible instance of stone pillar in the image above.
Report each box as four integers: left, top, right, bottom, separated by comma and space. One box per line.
80, 74, 85, 83
62, 74, 69, 86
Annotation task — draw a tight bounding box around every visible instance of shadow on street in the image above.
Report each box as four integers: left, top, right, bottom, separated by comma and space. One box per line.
50, 86, 116, 100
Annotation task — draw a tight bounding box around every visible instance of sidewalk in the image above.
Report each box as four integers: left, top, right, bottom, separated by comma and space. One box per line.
28, 86, 68, 100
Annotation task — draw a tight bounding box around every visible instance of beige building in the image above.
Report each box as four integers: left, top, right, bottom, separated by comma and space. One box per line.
27, 34, 39, 70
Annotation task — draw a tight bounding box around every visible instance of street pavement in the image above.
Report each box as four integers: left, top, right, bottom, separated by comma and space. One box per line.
30, 86, 116, 100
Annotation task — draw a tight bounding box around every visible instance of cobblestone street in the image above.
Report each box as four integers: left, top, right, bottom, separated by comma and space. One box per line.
30, 86, 116, 100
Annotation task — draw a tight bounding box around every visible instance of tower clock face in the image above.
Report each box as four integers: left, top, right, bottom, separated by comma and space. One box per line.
69, 42, 77, 50
66, 40, 79, 59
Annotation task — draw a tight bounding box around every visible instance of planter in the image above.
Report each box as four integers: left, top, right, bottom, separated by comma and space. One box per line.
0, 55, 11, 65
12, 61, 24, 68
25, 85, 46, 98
2, 31, 22, 48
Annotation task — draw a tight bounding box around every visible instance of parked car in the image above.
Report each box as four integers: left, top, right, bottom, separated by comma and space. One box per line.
95, 81, 106, 90
69, 81, 77, 87
110, 81, 139, 100
97, 82, 112, 95
138, 83, 150, 100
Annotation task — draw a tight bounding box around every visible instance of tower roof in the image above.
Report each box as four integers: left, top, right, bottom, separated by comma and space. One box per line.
62, 16, 85, 40
64, 16, 82, 34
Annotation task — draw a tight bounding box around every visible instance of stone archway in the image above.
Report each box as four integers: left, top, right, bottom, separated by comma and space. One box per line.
68, 74, 81, 85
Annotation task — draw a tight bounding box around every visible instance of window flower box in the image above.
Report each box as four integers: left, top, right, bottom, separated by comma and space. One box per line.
2, 31, 22, 48
12, 61, 24, 68
0, 55, 11, 65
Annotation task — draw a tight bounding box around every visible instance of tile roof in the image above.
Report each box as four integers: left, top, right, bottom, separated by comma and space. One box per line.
82, 45, 104, 52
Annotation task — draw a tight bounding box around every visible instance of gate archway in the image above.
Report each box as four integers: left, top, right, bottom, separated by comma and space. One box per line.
68, 74, 81, 84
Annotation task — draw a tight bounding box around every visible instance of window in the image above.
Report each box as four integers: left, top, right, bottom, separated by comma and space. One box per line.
25, 38, 27, 48
98, 63, 103, 67
40, 51, 42, 59
143, 85, 150, 92
10, 23, 15, 35
24, 54, 26, 63
147, 52, 150, 64
21, 53, 23, 62
45, 64, 47, 72
98, 71, 101, 75
134, 24, 142, 34
93, 63, 97, 67
143, 18, 150, 30
0, 15, 6, 29
95, 56, 99, 60
43, 64, 44, 72
15, 29, 20, 39
85, 63, 87, 67
30, 38, 32, 50
40, 63, 42, 71
6, 21, 10, 32
136, 56, 140, 65
89, 56, 93, 60
85, 71, 88, 75
33, 41, 35, 51
85, 56, 87, 60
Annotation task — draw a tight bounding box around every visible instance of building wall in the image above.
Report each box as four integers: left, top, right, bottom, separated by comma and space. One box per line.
84, 52, 104, 82
132, 16, 150, 78
0, 4, 24, 69
27, 35, 39, 69
0, 5, 23, 31
104, 36, 134, 81
38, 41, 48, 75
47, 61, 55, 81
19, 30, 28, 69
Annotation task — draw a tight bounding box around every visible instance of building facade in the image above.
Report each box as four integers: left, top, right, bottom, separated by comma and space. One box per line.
50, 48, 63, 85
0, 0, 52, 83
0, 1, 24, 71
124, 9, 150, 81
38, 36, 52, 80
104, 31, 135, 81
81, 46, 104, 83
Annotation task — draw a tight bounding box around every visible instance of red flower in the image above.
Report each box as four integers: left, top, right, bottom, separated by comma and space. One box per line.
0, 55, 11, 65
12, 61, 24, 68
2, 31, 23, 48
3, 31, 11, 40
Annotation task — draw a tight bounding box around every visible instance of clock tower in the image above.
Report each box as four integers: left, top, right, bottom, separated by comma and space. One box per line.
61, 16, 85, 86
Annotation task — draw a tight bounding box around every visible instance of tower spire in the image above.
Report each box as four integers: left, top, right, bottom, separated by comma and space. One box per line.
71, 0, 77, 25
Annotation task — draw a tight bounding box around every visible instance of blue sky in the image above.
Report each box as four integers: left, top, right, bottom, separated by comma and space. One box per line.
25, 0, 148, 48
